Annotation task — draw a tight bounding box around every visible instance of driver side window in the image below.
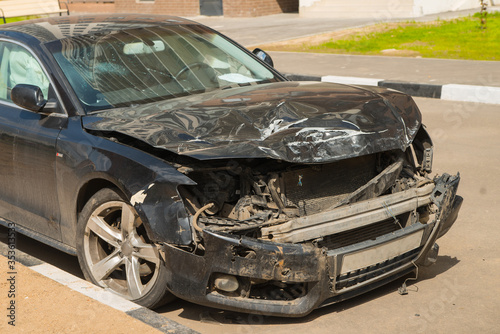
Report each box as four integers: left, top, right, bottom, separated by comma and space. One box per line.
0, 41, 50, 102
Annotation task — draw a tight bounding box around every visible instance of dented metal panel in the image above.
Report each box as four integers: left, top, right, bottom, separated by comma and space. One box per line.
82, 82, 422, 163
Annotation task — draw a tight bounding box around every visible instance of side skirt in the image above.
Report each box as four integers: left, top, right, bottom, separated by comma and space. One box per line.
0, 217, 77, 256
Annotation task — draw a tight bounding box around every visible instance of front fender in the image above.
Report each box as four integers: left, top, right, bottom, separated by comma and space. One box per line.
56, 117, 196, 247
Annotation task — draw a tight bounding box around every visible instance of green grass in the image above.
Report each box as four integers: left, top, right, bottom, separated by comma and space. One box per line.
307, 13, 500, 60
3, 16, 40, 24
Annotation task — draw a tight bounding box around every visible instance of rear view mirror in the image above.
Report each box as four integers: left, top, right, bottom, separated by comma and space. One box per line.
252, 48, 274, 67
123, 40, 166, 55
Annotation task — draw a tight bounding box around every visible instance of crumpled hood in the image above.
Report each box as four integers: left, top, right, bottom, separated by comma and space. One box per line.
82, 81, 422, 163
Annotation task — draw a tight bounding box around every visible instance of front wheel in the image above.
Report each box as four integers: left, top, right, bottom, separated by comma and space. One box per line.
76, 188, 174, 308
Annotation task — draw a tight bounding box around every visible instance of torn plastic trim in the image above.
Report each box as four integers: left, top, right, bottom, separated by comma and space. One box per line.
130, 181, 197, 245
161, 229, 328, 317
437, 195, 462, 239
415, 173, 460, 264
412, 126, 434, 174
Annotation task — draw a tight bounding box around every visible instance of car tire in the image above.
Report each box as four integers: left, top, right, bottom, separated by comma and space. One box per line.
76, 188, 174, 308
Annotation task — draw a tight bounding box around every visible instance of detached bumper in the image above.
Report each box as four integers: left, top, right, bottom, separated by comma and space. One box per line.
162, 174, 461, 317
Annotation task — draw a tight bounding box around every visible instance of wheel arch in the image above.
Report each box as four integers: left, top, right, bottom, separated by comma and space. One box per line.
70, 168, 195, 248
76, 177, 126, 217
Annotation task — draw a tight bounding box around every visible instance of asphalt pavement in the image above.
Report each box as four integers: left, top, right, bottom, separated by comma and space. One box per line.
269, 52, 500, 87
2, 7, 499, 333
272, 52, 500, 104
194, 7, 500, 104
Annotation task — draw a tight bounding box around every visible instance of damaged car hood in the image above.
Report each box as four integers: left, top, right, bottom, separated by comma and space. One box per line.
82, 81, 422, 163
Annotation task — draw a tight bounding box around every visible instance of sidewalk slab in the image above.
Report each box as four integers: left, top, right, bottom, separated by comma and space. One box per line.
0, 237, 199, 334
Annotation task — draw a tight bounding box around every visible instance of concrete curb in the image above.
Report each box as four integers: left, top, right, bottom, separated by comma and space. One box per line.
0, 241, 199, 334
285, 74, 500, 104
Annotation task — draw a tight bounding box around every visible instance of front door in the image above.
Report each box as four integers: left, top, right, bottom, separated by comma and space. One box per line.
0, 40, 65, 240
200, 0, 223, 16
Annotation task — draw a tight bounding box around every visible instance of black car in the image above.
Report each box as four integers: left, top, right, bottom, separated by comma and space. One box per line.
0, 14, 462, 317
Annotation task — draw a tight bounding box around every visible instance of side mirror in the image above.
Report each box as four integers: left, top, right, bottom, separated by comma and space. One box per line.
11, 84, 57, 114
252, 48, 274, 67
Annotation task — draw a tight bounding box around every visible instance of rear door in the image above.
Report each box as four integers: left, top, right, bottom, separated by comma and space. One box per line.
0, 40, 65, 240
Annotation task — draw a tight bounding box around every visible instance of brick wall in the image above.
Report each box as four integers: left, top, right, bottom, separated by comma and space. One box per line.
114, 0, 298, 17
115, 0, 200, 16
68, 3, 116, 14
223, 0, 298, 17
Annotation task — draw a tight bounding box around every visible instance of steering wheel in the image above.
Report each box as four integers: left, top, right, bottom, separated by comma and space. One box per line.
174, 62, 213, 80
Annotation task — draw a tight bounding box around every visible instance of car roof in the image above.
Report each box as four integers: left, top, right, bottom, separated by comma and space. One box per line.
0, 14, 198, 44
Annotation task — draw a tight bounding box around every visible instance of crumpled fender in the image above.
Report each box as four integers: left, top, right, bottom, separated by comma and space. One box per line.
56, 118, 196, 247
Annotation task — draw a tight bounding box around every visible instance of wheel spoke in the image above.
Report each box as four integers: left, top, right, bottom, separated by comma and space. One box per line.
125, 256, 143, 299
88, 216, 122, 247
92, 250, 123, 282
132, 237, 160, 264
120, 203, 136, 239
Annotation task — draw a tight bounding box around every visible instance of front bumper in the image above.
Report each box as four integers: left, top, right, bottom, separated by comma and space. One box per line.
162, 174, 461, 317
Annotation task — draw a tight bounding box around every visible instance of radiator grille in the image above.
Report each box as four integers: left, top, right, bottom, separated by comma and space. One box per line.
317, 218, 401, 250
282, 155, 377, 215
